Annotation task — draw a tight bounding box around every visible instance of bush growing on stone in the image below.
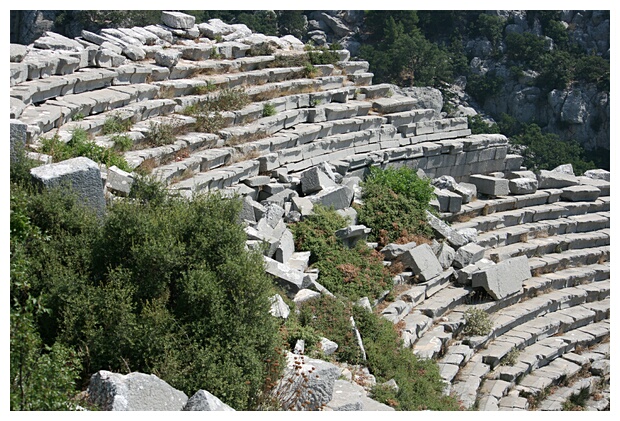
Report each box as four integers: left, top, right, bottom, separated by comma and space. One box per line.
144, 120, 184, 147
291, 205, 391, 301
111, 134, 133, 152
262, 103, 277, 117
40, 129, 131, 172
462, 307, 493, 336
102, 114, 132, 135
357, 167, 435, 245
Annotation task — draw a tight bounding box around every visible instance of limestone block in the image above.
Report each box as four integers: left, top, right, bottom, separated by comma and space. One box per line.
106, 166, 134, 197
184, 390, 234, 411
319, 338, 339, 356
454, 182, 476, 203
372, 96, 417, 114
537, 170, 579, 189
425, 211, 468, 248
161, 11, 196, 29
509, 177, 538, 195
397, 244, 443, 282
472, 255, 529, 300
469, 174, 509, 197
122, 45, 146, 61
435, 242, 456, 270
10, 120, 27, 162
335, 225, 371, 248
263, 256, 311, 296
95, 49, 126, 68
154, 49, 181, 68
30, 157, 106, 217
34, 31, 84, 52
453, 243, 486, 269
10, 63, 28, 86
326, 380, 364, 411
272, 353, 340, 411
583, 169, 610, 182
505, 170, 537, 180
560, 185, 600, 202
380, 241, 417, 261
434, 188, 462, 213
88, 370, 188, 410
307, 186, 354, 210
275, 228, 295, 264
10, 44, 28, 62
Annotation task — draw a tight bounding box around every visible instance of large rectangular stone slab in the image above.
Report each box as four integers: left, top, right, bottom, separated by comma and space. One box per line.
397, 243, 444, 282
472, 255, 529, 300
469, 174, 509, 196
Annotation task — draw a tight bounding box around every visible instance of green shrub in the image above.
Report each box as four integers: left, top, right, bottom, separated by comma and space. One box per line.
505, 32, 547, 68
462, 308, 493, 336
144, 121, 181, 147
102, 114, 132, 135
574, 55, 610, 91
72, 112, 85, 121
193, 82, 217, 95
501, 346, 520, 366
111, 134, 133, 152
301, 62, 317, 78
39, 129, 131, 172
468, 114, 500, 135
307, 45, 340, 65
357, 167, 435, 245
466, 72, 504, 104
262, 103, 277, 117
291, 206, 391, 301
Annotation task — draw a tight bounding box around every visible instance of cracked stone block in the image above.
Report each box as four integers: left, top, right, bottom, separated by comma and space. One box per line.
397, 244, 444, 282
537, 170, 579, 189
469, 174, 509, 196
560, 185, 600, 202
472, 255, 529, 300
183, 390, 234, 411
509, 177, 538, 195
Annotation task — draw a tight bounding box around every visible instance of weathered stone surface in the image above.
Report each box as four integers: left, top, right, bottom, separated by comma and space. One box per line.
307, 185, 354, 210
88, 370, 188, 411
434, 188, 463, 213
34, 31, 83, 52
397, 244, 444, 282
454, 182, 476, 203
380, 241, 417, 260
122, 45, 146, 61
426, 211, 468, 248
161, 11, 196, 29
469, 174, 509, 196
583, 169, 610, 182
10, 120, 27, 161
183, 390, 234, 411
293, 288, 321, 305
509, 177, 538, 194
335, 225, 371, 248
560, 185, 600, 202
472, 255, 529, 300
154, 48, 181, 67
552, 163, 575, 175
319, 338, 339, 356
263, 257, 311, 297
537, 170, 579, 189
30, 157, 105, 217
269, 294, 290, 319
273, 353, 340, 411
454, 242, 486, 269
106, 165, 134, 197
326, 380, 363, 411
10, 44, 28, 62
435, 242, 456, 270
300, 166, 337, 195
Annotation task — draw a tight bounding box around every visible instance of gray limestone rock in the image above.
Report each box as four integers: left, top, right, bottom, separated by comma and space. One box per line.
183, 390, 234, 411
269, 294, 290, 319
319, 338, 339, 356
469, 174, 509, 197
300, 166, 337, 195
397, 244, 444, 282
161, 11, 196, 29
380, 241, 417, 261
34, 31, 84, 52
106, 166, 134, 197
472, 255, 530, 300
453, 243, 486, 269
308, 185, 354, 210
10, 120, 27, 162
435, 242, 456, 270
335, 225, 371, 248
433, 175, 458, 190
122, 45, 146, 61
30, 157, 106, 217
87, 370, 188, 411
425, 211, 468, 248
584, 169, 610, 182
263, 256, 311, 297
537, 170, 579, 189
154, 49, 181, 68
10, 44, 28, 62
561, 185, 600, 202
509, 177, 538, 195
273, 353, 340, 411
552, 163, 575, 175
454, 182, 476, 203
293, 289, 321, 305
326, 380, 364, 411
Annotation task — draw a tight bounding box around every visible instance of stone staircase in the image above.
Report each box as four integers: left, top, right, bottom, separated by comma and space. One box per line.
11, 11, 610, 412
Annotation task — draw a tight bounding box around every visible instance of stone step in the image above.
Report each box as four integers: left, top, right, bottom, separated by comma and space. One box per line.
484, 228, 610, 263
537, 376, 600, 411
527, 245, 609, 276
450, 354, 490, 409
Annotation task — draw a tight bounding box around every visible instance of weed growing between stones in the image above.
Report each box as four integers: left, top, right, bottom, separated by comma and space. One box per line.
144, 119, 187, 147
193, 82, 217, 95
263, 103, 277, 117
110, 134, 133, 152
462, 308, 493, 336
501, 346, 520, 366
39, 129, 131, 172
72, 112, 85, 121
102, 114, 132, 135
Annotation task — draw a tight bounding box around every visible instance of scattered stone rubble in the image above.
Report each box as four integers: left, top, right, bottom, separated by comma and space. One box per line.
10, 11, 610, 411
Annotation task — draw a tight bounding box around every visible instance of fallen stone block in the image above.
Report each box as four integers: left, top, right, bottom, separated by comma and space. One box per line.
577, 176, 609, 196
434, 242, 456, 270
472, 255, 529, 300
425, 211, 468, 248
106, 165, 134, 197
300, 166, 337, 195
326, 380, 364, 411
272, 353, 340, 411
509, 177, 538, 195
434, 188, 462, 213
453, 243, 485, 269
264, 256, 311, 297
454, 182, 476, 203
537, 170, 579, 189
162, 11, 196, 29
560, 185, 600, 202
88, 370, 188, 411
307, 185, 353, 210
583, 169, 610, 182
30, 157, 106, 217
275, 228, 295, 264
319, 338, 339, 356
293, 288, 321, 305
380, 241, 417, 260
552, 163, 574, 175
335, 225, 371, 248
397, 244, 444, 282
269, 294, 290, 319
183, 390, 234, 411
469, 174, 509, 197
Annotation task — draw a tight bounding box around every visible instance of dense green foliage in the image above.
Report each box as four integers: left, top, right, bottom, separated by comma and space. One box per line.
294, 295, 461, 410
357, 167, 435, 245
510, 124, 595, 175
10, 157, 282, 410
40, 128, 131, 172
290, 206, 390, 301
